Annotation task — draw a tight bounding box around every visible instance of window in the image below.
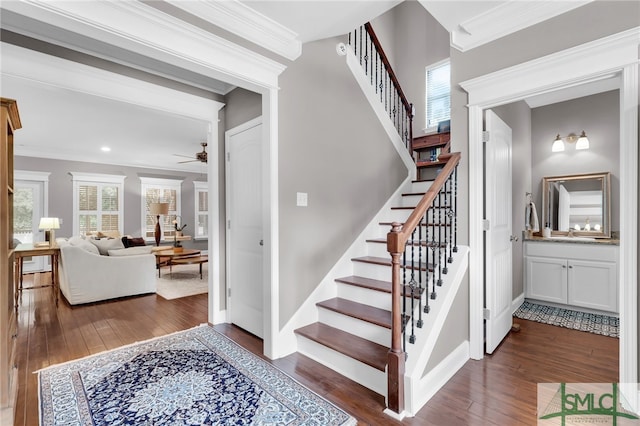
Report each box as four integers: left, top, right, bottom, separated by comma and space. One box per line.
140, 177, 182, 242
193, 181, 208, 240
425, 59, 451, 131
70, 172, 125, 236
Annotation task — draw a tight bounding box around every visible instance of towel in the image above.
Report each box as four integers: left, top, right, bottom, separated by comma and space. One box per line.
525, 201, 540, 232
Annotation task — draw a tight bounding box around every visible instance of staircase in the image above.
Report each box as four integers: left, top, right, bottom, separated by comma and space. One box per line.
292, 22, 467, 419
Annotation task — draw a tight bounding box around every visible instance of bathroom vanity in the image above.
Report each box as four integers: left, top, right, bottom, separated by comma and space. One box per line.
524, 237, 619, 314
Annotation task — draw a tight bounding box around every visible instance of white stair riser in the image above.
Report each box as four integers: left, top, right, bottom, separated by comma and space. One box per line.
336, 281, 424, 312
410, 181, 432, 193
367, 242, 431, 264
337, 282, 391, 310
353, 260, 392, 282
400, 194, 452, 207
297, 336, 387, 396
383, 209, 449, 224
318, 308, 391, 347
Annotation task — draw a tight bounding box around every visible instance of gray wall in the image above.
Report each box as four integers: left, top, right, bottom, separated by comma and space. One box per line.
492, 101, 532, 299
531, 90, 620, 232
372, 1, 450, 133
13, 156, 208, 252
277, 35, 406, 327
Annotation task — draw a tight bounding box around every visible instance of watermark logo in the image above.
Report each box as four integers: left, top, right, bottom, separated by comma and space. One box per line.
538, 383, 640, 425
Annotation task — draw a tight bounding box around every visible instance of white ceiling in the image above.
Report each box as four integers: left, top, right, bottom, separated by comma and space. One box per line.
2, 0, 602, 173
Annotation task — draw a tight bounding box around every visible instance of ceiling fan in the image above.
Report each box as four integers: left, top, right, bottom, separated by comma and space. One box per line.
175, 142, 208, 164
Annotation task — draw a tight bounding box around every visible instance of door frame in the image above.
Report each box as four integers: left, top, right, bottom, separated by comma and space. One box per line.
461, 27, 639, 406
224, 116, 264, 336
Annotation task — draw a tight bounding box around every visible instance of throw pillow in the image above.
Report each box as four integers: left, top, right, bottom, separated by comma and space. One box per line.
121, 236, 146, 248
76, 240, 100, 255
108, 246, 153, 256
89, 238, 125, 255
68, 235, 86, 246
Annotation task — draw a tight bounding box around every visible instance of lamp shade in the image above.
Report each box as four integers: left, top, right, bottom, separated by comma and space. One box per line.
575, 131, 589, 150
149, 202, 169, 215
551, 135, 564, 152
38, 217, 60, 230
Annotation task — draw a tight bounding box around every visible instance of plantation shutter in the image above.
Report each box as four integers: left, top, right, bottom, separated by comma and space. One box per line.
426, 61, 451, 129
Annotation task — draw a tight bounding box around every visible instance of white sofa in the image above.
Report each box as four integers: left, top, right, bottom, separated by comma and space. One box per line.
56, 237, 156, 305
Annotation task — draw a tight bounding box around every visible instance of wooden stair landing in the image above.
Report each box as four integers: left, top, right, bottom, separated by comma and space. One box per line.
294, 322, 388, 371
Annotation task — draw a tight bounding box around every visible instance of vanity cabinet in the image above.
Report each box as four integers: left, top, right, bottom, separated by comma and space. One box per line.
524, 241, 618, 313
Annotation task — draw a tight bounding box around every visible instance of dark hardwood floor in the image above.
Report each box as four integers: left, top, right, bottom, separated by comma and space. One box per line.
13, 272, 618, 425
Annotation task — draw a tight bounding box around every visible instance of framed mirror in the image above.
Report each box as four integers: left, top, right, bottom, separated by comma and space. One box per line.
542, 172, 611, 238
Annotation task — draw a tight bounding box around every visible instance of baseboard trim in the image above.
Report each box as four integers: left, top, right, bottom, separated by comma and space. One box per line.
511, 293, 525, 314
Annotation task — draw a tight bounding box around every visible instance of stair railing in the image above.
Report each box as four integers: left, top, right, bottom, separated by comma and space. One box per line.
386, 152, 460, 415
348, 23, 413, 150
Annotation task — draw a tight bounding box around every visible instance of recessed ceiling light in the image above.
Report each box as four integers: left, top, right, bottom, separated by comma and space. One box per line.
101, 146, 111, 152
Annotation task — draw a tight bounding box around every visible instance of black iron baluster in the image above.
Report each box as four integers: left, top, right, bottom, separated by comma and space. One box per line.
453, 166, 458, 253
417, 222, 424, 327
430, 204, 437, 300
359, 26, 363, 65
447, 173, 454, 264
423, 212, 430, 313
442, 182, 449, 275
408, 228, 416, 344
437, 188, 443, 286
402, 249, 407, 353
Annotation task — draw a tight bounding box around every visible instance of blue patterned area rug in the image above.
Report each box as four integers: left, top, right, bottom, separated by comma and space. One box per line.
514, 301, 619, 338
39, 325, 357, 425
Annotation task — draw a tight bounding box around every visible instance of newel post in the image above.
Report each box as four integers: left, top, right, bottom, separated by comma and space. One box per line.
386, 222, 405, 414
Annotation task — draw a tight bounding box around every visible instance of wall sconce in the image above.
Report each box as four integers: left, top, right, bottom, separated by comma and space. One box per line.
39, 217, 60, 247
551, 130, 590, 152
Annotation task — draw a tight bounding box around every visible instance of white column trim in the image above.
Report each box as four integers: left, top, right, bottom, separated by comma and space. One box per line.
619, 63, 639, 411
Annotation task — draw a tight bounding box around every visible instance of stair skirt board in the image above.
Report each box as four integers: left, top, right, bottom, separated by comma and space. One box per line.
296, 335, 387, 396
317, 307, 390, 347
405, 340, 469, 416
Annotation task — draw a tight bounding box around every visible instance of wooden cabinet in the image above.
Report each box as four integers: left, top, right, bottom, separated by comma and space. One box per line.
412, 132, 450, 180
524, 241, 618, 313
1, 98, 20, 421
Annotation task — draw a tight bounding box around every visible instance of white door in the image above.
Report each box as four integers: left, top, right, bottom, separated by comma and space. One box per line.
226, 120, 263, 338
484, 110, 513, 354
14, 180, 45, 272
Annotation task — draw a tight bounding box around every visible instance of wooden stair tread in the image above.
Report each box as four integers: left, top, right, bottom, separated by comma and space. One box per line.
294, 323, 388, 371
366, 237, 449, 246
391, 206, 448, 210
335, 275, 392, 293
378, 223, 450, 229
402, 191, 451, 197
352, 256, 434, 271
335, 275, 423, 299
317, 297, 392, 329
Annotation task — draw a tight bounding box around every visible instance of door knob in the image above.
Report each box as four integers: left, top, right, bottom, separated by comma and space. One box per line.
259, 239, 264, 246
510, 235, 519, 242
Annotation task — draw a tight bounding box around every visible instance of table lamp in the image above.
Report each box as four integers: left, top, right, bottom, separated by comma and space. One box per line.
39, 217, 60, 247
148, 202, 169, 246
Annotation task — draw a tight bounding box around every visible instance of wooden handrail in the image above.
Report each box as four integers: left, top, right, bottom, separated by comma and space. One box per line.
364, 23, 412, 114
385, 151, 461, 414
387, 152, 461, 253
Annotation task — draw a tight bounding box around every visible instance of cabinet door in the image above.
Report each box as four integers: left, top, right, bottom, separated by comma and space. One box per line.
568, 260, 617, 313
525, 256, 568, 304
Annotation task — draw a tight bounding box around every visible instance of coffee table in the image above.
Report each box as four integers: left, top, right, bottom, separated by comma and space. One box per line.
153, 249, 200, 277
170, 255, 208, 279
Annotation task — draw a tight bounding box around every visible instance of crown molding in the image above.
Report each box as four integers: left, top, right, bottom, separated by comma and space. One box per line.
167, 0, 301, 61
1, 0, 286, 90
460, 27, 640, 108
451, 1, 592, 52
1, 42, 222, 121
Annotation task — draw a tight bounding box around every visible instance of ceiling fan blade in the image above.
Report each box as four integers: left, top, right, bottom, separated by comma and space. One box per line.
178, 159, 199, 164
173, 154, 195, 159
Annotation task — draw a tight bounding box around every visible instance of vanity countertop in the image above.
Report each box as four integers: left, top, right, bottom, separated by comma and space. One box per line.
523, 234, 620, 246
